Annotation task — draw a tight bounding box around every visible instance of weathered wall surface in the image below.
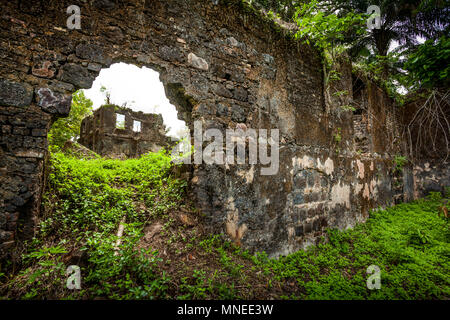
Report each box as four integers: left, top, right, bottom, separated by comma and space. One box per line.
412, 162, 450, 198
0, 0, 447, 259
79, 105, 172, 158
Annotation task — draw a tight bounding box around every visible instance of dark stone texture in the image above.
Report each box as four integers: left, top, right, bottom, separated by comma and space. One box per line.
295, 225, 304, 237
233, 87, 248, 102
93, 0, 116, 11
216, 103, 228, 117
76, 44, 112, 66
60, 64, 94, 89
0, 79, 33, 107
230, 104, 246, 123
159, 46, 184, 63
36, 88, 72, 116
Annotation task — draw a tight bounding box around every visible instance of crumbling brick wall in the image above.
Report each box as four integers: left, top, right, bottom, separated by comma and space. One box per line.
0, 0, 447, 259
0, 82, 70, 256
79, 105, 172, 159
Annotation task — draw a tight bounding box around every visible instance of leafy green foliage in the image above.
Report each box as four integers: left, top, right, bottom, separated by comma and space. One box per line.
405, 37, 450, 89
1, 150, 185, 299
393, 155, 408, 173
294, 0, 367, 56
291, 0, 448, 101
254, 197, 450, 299
48, 90, 93, 151
322, 0, 449, 57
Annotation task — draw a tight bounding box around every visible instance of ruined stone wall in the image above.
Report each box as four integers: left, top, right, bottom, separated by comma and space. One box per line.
412, 162, 449, 198
79, 105, 172, 158
0, 0, 447, 259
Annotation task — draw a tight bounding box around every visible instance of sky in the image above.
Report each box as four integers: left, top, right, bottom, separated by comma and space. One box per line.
83, 63, 188, 138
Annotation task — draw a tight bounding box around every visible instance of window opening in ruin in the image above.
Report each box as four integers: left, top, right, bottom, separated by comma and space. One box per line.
116, 113, 125, 129
83, 62, 188, 138
78, 62, 189, 159
133, 120, 141, 132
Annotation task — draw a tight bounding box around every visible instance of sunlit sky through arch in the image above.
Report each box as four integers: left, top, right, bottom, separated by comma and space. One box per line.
83, 63, 188, 139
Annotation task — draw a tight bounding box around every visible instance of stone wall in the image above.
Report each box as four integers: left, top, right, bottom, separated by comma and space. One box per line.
0, 83, 70, 256
412, 162, 450, 198
0, 0, 448, 259
79, 105, 172, 158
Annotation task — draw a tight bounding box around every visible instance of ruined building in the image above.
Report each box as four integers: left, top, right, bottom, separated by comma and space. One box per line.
79, 105, 173, 159
0, 0, 448, 259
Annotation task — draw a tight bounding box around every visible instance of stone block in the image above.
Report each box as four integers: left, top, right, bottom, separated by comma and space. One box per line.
304, 222, 312, 234
0, 79, 33, 107
13, 126, 29, 136
188, 53, 209, 71
233, 87, 248, 102
36, 88, 72, 116
230, 104, 246, 122
293, 192, 304, 205
214, 84, 233, 98
60, 64, 95, 89
31, 128, 46, 137
1, 125, 11, 135
159, 46, 184, 63
75, 43, 112, 66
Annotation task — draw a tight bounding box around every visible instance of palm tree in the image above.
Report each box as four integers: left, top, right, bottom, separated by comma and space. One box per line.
323, 0, 449, 57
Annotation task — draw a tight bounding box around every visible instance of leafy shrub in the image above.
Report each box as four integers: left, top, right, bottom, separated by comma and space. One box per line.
2, 150, 185, 299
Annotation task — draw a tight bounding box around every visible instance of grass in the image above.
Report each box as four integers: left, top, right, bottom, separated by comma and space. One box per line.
0, 149, 448, 300
256, 194, 450, 299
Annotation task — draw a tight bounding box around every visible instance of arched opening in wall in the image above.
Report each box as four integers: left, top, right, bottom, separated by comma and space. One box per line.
72, 62, 190, 159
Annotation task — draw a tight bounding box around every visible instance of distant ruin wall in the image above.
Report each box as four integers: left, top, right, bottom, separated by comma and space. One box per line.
79, 105, 172, 159
0, 0, 448, 259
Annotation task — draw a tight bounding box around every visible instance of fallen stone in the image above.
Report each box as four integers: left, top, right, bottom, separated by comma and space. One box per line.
143, 223, 163, 242
262, 53, 275, 65
178, 212, 196, 227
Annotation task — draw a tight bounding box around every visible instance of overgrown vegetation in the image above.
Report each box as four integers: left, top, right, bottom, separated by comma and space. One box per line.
259, 191, 450, 299
48, 90, 93, 152
404, 36, 450, 90
288, 0, 449, 163
292, 0, 448, 98
0, 150, 448, 300
1, 149, 185, 299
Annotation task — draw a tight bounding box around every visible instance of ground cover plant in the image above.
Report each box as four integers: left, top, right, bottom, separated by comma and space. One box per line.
0, 148, 448, 300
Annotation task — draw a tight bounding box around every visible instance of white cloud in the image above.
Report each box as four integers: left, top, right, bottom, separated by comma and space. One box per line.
83, 63, 188, 138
